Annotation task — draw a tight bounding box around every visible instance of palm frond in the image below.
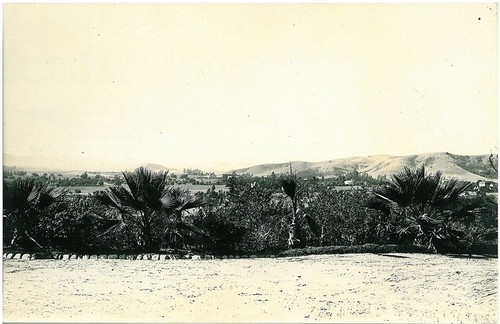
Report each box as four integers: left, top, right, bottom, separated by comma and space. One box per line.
180, 192, 205, 210
160, 195, 180, 210
36, 186, 66, 209
280, 178, 297, 199
414, 170, 441, 205
447, 201, 485, 222
96, 219, 126, 238
161, 188, 205, 212
3, 179, 64, 212
372, 192, 400, 211
175, 221, 208, 237
396, 224, 420, 237
304, 213, 321, 237
122, 167, 170, 209
110, 185, 145, 211
372, 165, 471, 214
388, 165, 426, 206
93, 189, 128, 215
432, 179, 471, 208
365, 198, 391, 216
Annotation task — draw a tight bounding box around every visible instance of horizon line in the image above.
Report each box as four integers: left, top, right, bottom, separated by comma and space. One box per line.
3, 150, 495, 173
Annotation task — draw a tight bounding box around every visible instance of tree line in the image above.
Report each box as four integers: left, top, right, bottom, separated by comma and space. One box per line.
3, 165, 497, 255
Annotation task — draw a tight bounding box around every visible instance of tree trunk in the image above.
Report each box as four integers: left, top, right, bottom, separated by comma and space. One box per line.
288, 199, 299, 249
24, 230, 44, 249
320, 225, 324, 247
288, 219, 296, 249
141, 210, 154, 252
10, 228, 44, 250
175, 210, 186, 249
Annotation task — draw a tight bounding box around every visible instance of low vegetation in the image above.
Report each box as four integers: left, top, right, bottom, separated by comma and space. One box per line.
2, 164, 497, 256
276, 243, 430, 257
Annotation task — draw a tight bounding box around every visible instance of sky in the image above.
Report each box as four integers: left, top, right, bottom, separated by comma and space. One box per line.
3, 3, 498, 172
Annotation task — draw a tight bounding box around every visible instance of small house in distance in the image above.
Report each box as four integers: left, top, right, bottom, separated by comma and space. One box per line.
475, 180, 497, 193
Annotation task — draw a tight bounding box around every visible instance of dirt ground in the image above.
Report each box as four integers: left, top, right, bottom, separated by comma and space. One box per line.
3, 253, 498, 323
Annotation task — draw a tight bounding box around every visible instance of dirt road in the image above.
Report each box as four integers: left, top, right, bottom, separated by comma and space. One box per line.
3, 253, 497, 322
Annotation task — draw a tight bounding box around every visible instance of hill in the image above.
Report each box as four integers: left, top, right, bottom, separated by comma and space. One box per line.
229, 152, 498, 182
130, 163, 182, 174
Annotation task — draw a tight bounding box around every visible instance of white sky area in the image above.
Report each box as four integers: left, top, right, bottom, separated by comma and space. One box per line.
3, 3, 498, 172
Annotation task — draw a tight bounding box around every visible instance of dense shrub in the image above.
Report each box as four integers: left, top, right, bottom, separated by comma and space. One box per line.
193, 216, 247, 254
192, 179, 290, 252
3, 167, 497, 255
193, 176, 403, 252
194, 174, 496, 254
35, 195, 138, 253
39, 195, 99, 251
450, 193, 498, 248
300, 184, 395, 246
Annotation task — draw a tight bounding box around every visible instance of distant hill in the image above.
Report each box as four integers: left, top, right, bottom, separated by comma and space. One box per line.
130, 163, 182, 174
5, 152, 498, 182
3, 154, 183, 175
3, 153, 133, 173
229, 152, 498, 182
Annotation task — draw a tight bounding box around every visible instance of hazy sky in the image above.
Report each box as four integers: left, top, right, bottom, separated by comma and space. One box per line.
3, 3, 498, 171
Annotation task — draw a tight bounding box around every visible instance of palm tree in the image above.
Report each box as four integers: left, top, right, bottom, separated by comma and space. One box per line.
94, 167, 205, 251
367, 165, 473, 252
3, 179, 65, 249
280, 163, 321, 249
489, 152, 498, 173
93, 167, 171, 251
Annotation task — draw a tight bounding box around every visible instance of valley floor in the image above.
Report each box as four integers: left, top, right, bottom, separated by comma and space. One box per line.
3, 253, 497, 323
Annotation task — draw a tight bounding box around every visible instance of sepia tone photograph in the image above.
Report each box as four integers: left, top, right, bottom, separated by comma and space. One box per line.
2, 3, 498, 323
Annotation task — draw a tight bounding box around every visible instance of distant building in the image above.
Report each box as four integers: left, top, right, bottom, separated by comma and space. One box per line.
475, 180, 497, 192
460, 191, 478, 197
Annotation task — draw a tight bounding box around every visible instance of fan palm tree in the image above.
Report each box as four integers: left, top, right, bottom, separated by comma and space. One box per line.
93, 167, 171, 251
94, 167, 205, 251
3, 179, 65, 249
367, 165, 473, 252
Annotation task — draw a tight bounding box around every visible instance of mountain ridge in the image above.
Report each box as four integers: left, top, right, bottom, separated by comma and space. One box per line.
228, 152, 498, 182
4, 152, 498, 182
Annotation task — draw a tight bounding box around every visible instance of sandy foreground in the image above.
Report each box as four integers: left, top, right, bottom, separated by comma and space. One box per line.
3, 253, 498, 323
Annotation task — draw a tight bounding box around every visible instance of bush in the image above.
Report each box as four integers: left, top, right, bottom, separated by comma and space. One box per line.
192, 177, 290, 252
301, 183, 395, 247
193, 216, 247, 254
277, 243, 431, 257
38, 195, 110, 253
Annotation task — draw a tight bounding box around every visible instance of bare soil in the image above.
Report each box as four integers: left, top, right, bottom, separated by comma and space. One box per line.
3, 253, 497, 322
